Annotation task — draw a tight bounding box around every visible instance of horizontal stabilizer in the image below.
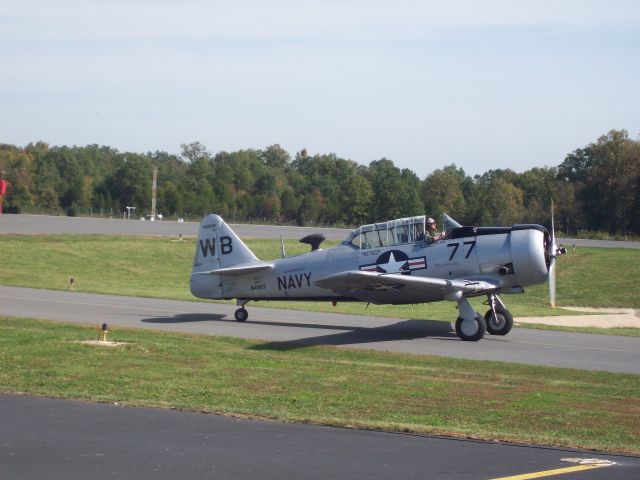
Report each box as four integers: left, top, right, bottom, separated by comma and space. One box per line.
192, 263, 274, 276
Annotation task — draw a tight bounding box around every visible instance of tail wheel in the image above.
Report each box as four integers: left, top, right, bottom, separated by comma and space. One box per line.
484, 306, 513, 335
234, 308, 248, 322
455, 313, 487, 341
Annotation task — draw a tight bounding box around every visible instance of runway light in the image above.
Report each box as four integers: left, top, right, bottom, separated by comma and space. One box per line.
99, 323, 109, 342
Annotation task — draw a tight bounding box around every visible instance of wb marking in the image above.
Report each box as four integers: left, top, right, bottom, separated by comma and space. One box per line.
199, 236, 233, 257
278, 272, 312, 290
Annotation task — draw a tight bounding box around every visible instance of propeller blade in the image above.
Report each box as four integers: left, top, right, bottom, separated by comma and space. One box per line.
549, 257, 556, 308
548, 199, 558, 308
550, 199, 556, 253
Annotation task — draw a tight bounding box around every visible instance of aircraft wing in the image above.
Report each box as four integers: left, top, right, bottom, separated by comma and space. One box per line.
315, 270, 498, 304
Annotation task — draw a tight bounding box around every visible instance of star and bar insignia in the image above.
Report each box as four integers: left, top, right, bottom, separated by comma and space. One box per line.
359, 250, 427, 275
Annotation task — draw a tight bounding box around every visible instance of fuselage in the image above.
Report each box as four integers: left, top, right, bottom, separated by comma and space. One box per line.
190, 219, 550, 305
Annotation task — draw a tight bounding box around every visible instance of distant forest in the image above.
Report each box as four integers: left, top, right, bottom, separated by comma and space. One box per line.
1, 129, 639, 236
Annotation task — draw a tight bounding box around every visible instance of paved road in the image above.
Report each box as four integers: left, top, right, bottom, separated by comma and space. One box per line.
0, 214, 351, 240
2, 286, 639, 374
2, 214, 640, 247
1, 394, 637, 480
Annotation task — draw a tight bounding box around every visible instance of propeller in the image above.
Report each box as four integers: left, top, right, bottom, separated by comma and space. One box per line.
547, 200, 567, 307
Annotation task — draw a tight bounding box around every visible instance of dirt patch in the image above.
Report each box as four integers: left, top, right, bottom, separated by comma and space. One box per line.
517, 308, 640, 328
73, 340, 129, 347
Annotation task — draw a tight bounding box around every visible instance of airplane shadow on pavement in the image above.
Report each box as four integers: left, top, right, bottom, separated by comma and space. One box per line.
139, 313, 457, 347
249, 319, 457, 351
141, 313, 227, 323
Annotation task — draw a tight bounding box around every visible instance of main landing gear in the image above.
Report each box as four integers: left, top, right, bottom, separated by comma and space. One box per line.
454, 294, 513, 341
234, 300, 249, 322
454, 298, 486, 342
484, 294, 513, 336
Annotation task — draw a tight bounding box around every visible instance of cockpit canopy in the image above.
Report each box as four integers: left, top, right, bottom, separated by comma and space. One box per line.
345, 213, 463, 249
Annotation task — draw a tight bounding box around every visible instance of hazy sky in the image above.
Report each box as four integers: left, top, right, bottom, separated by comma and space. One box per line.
1, 0, 639, 177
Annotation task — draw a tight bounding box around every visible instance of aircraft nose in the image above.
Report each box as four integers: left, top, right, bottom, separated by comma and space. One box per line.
510, 227, 548, 287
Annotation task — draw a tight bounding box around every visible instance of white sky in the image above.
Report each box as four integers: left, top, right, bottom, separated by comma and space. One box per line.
1, 0, 639, 177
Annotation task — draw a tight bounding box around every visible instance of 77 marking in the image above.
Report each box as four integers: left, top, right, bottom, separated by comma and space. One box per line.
446, 241, 476, 261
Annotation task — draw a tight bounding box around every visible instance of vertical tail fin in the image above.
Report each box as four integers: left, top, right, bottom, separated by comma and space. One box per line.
192, 214, 258, 274
190, 214, 260, 299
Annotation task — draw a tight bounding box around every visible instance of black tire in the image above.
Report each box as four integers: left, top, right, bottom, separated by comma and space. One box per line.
234, 308, 248, 322
484, 307, 513, 336
454, 313, 487, 341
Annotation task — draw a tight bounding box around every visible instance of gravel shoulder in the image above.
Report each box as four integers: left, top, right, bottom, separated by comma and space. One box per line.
518, 307, 640, 328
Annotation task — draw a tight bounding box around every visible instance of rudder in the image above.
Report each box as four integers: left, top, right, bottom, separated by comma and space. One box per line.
190, 214, 260, 299
192, 214, 259, 274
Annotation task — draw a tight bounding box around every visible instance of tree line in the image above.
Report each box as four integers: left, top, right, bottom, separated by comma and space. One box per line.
1, 129, 638, 235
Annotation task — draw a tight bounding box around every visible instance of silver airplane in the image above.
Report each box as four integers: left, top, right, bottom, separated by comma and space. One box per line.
190, 213, 566, 341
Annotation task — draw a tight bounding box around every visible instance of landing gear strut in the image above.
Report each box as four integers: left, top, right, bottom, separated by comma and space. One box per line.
454, 298, 486, 341
234, 299, 249, 322
484, 294, 513, 336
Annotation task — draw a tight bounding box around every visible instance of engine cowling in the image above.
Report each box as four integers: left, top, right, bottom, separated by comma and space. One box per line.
509, 226, 549, 287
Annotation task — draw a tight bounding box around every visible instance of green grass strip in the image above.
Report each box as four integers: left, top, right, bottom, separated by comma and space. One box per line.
2, 234, 640, 315
1, 317, 638, 454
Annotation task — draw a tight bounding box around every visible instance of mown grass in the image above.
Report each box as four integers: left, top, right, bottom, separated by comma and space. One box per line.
1, 235, 639, 321
1, 317, 638, 454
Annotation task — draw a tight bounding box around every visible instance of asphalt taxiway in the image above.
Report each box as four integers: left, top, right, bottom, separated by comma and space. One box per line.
2, 285, 639, 374
0, 213, 351, 240
2, 394, 638, 480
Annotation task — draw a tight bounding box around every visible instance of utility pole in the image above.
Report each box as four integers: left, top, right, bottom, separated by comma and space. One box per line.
151, 164, 158, 220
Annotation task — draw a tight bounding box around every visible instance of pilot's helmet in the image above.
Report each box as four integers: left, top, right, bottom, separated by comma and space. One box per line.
427, 217, 436, 225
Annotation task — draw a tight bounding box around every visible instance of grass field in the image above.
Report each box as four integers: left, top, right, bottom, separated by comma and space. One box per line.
2, 235, 639, 453
1, 317, 638, 454
1, 234, 639, 321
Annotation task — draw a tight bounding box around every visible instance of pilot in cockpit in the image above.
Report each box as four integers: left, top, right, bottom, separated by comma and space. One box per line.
426, 217, 445, 242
